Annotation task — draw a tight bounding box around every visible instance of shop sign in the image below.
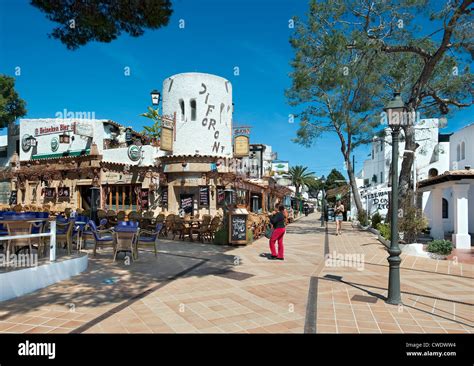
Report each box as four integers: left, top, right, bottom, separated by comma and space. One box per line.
128, 145, 141, 161
160, 126, 173, 152
161, 186, 168, 207
74, 122, 94, 138
140, 189, 149, 210
58, 187, 70, 198
44, 187, 56, 199
51, 137, 59, 152
9, 190, 17, 205
271, 161, 289, 174
35, 124, 73, 137
217, 187, 225, 205
199, 186, 209, 206
234, 135, 249, 157
180, 196, 193, 214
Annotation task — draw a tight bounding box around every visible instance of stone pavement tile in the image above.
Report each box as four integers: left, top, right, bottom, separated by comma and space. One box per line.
26, 326, 56, 333
316, 325, 338, 333
358, 328, 382, 333
46, 327, 71, 333
40, 318, 70, 328
2, 324, 36, 333
0, 322, 16, 331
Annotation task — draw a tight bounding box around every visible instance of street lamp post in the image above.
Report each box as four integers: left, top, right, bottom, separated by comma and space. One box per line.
383, 91, 407, 305
320, 175, 326, 227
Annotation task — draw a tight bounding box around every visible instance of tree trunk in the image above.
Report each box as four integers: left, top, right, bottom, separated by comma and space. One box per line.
345, 156, 364, 216
398, 125, 416, 209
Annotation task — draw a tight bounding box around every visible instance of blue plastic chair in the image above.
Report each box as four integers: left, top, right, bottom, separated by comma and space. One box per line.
88, 220, 115, 256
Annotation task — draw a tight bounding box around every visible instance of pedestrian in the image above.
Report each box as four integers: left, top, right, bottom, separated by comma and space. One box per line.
335, 200, 345, 235
269, 204, 286, 260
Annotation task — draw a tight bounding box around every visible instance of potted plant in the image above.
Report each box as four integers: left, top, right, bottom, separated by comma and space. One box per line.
426, 239, 453, 260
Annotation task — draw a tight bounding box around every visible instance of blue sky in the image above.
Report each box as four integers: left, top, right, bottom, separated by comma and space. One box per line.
0, 0, 472, 178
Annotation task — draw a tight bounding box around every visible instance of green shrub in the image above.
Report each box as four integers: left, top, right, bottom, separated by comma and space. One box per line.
357, 209, 368, 226
427, 240, 453, 255
399, 196, 428, 243
247, 229, 253, 243
377, 223, 391, 241
213, 227, 229, 245
371, 212, 382, 229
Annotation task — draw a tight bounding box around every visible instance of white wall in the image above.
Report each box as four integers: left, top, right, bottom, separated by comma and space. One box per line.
162, 73, 233, 157
450, 123, 474, 170
18, 118, 160, 166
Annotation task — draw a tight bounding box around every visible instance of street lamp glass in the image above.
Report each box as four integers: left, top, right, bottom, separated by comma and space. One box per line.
151, 89, 161, 106
384, 92, 406, 127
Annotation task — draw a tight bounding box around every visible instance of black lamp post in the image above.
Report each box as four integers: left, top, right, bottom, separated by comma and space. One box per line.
383, 91, 407, 305
320, 175, 326, 227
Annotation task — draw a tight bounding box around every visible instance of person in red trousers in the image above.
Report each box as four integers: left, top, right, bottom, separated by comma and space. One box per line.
269, 205, 286, 260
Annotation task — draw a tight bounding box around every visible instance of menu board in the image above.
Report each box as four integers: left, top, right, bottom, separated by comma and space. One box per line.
199, 186, 209, 206
58, 187, 70, 198
9, 190, 17, 205
217, 187, 225, 205
180, 195, 193, 214
44, 187, 56, 199
161, 186, 168, 207
140, 189, 149, 210
229, 214, 247, 244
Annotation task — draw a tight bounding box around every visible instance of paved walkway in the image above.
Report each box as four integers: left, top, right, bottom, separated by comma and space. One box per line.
0, 214, 472, 333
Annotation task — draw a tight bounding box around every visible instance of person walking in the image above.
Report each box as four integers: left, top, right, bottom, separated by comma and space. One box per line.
334, 200, 345, 235
269, 205, 286, 260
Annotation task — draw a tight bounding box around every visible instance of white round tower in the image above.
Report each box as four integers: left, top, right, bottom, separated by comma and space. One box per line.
162, 72, 233, 157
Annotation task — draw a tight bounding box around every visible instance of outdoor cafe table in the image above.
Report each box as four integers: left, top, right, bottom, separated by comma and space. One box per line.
184, 218, 202, 242
74, 221, 87, 250
114, 226, 138, 259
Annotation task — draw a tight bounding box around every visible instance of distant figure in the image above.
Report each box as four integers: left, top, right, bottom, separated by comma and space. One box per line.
269, 205, 286, 260
335, 200, 345, 235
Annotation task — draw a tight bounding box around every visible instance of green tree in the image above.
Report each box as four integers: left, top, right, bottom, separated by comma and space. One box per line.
0, 75, 27, 129
140, 106, 161, 141
288, 0, 473, 214
288, 165, 316, 196
31, 0, 173, 50
325, 169, 347, 191
287, 1, 387, 215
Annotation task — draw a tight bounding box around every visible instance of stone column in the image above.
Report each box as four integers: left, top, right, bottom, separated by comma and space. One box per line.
452, 183, 471, 249
430, 187, 444, 240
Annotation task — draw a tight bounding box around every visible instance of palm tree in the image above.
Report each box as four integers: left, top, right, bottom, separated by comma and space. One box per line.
288, 165, 316, 197
140, 107, 161, 143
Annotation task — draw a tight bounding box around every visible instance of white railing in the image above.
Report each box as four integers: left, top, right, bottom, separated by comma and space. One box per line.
0, 219, 57, 261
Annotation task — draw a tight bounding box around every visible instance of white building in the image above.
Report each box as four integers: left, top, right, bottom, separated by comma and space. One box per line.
352, 119, 450, 219
161, 72, 233, 157
418, 123, 474, 249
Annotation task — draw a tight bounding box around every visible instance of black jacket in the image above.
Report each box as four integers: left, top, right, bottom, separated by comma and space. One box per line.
270, 212, 286, 229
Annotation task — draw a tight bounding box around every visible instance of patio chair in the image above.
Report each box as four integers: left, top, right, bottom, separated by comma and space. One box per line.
116, 210, 126, 221
88, 220, 116, 257
56, 220, 74, 255
106, 210, 118, 228
97, 209, 107, 220
5, 220, 34, 259
80, 218, 107, 249
12, 204, 23, 213
162, 214, 175, 237
135, 223, 163, 258
191, 214, 212, 242
172, 217, 190, 240
206, 216, 222, 243
64, 208, 72, 218
128, 211, 141, 222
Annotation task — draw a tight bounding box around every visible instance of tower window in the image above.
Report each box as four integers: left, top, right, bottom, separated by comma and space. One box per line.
461, 141, 465, 160
179, 99, 185, 121
190, 99, 196, 121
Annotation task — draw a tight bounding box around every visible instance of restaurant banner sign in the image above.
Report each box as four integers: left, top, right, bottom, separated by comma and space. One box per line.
199, 186, 209, 206
35, 123, 74, 137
